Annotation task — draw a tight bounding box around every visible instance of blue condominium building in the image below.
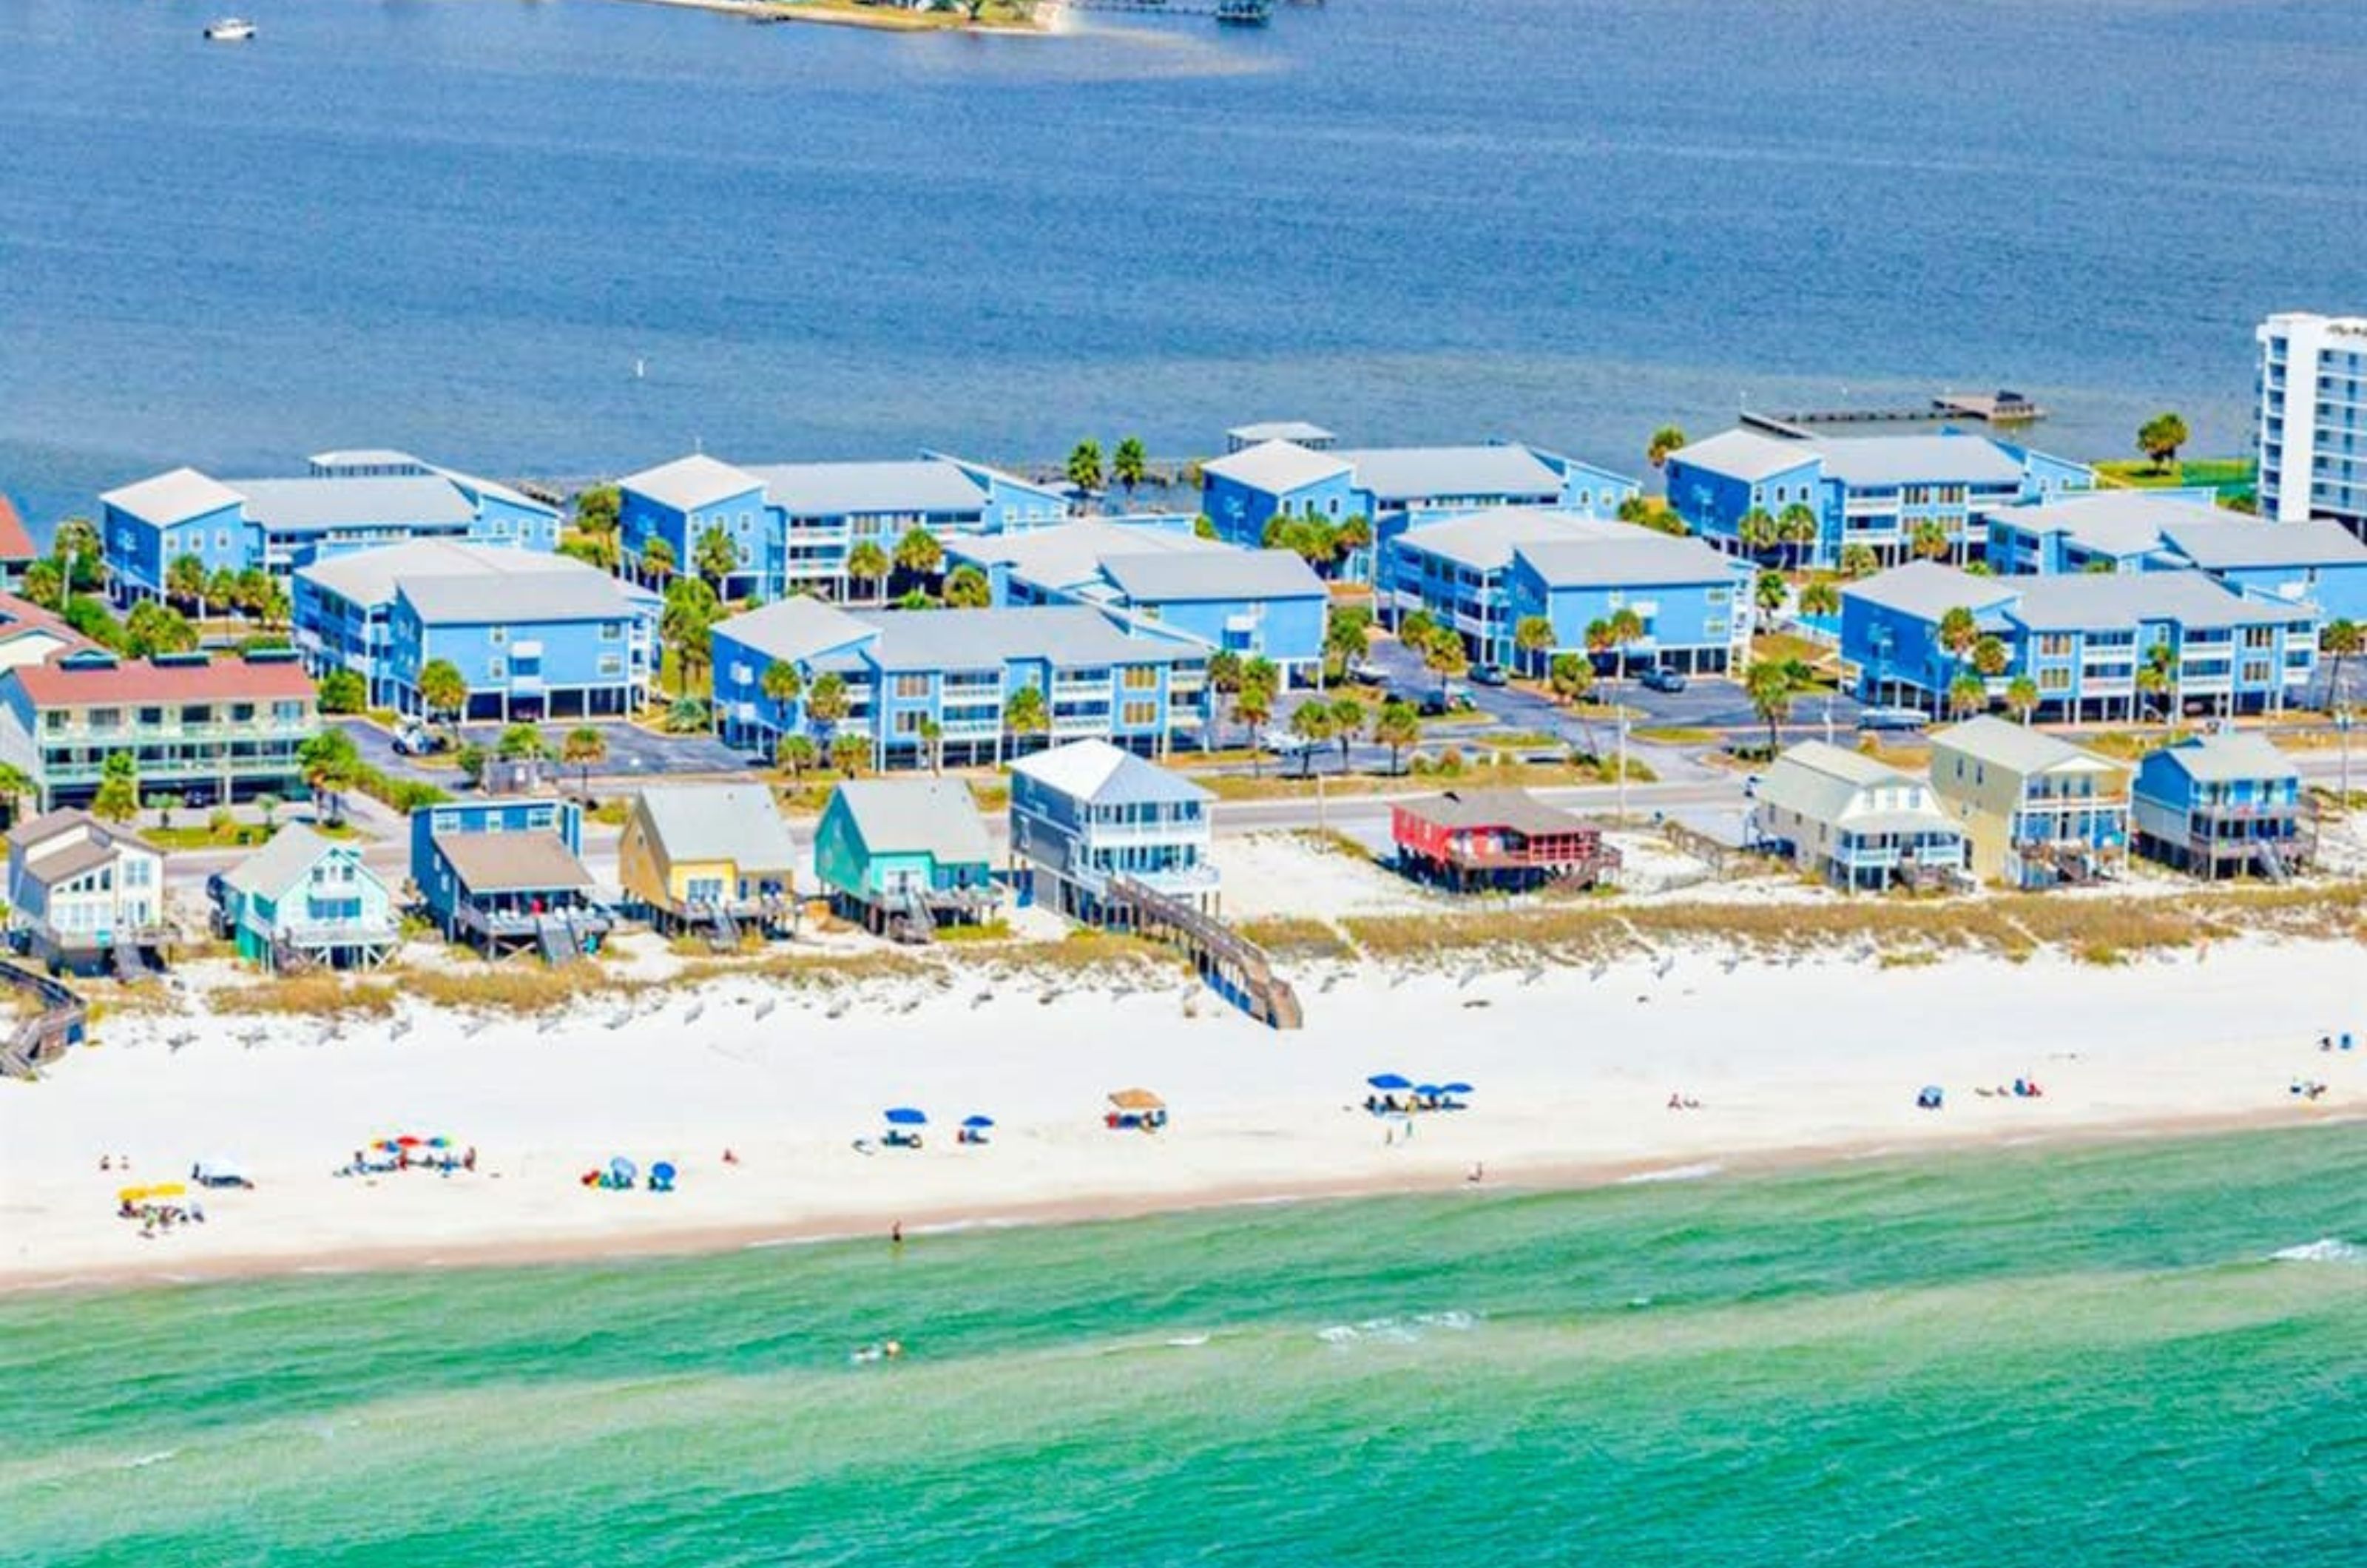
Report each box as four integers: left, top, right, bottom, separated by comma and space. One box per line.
1385, 507, 1746, 671
1197, 439, 1640, 578
946, 521, 1329, 680
1665, 429, 2091, 570
294, 541, 658, 720
1987, 490, 2367, 621
615, 451, 1070, 603
710, 598, 1212, 769
101, 450, 558, 602
1840, 561, 2317, 722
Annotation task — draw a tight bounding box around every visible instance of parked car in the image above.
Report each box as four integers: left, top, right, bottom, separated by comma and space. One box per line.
391, 720, 448, 757
1637, 666, 1688, 693
1857, 705, 1932, 732
1347, 659, 1389, 686
1417, 688, 1477, 717
1469, 663, 1508, 687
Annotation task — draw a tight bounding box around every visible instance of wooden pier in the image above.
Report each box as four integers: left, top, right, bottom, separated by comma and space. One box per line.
0, 963, 88, 1079
1064, 0, 1272, 21
1104, 874, 1303, 1030
1742, 390, 2047, 436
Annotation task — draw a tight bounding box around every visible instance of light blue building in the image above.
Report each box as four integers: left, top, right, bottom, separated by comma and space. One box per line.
615, 451, 1070, 603
1665, 429, 2092, 570
101, 450, 558, 603
1988, 490, 2367, 620
2130, 731, 2309, 879
1009, 738, 1219, 922
294, 541, 657, 719
1840, 561, 2317, 722
1198, 439, 1639, 580
2257, 312, 2367, 533
409, 797, 610, 962
1385, 508, 1746, 671
945, 521, 1330, 680
209, 824, 399, 971
710, 598, 1212, 768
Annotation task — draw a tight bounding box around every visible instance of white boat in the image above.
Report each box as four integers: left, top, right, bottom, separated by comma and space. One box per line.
203, 18, 257, 41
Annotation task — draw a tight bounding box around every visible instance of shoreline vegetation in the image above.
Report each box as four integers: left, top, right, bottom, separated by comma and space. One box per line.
617, 0, 1059, 37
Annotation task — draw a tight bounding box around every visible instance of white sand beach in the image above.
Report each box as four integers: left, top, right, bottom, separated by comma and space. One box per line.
4, 934, 2361, 1291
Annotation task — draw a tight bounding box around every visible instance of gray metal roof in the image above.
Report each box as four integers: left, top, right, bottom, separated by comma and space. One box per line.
1394, 507, 1628, 572
1667, 428, 1823, 484
2150, 731, 2298, 784
222, 824, 377, 901
395, 555, 646, 625
98, 467, 248, 526
743, 459, 987, 518
632, 784, 800, 873
1012, 738, 1213, 806
1332, 444, 1564, 501
2005, 570, 2298, 632
1996, 490, 2216, 558
1201, 439, 1354, 493
1755, 740, 1939, 831
1098, 547, 1326, 603
1840, 561, 2016, 622
1807, 433, 2027, 489
947, 521, 1222, 594
297, 540, 590, 609
1514, 533, 1738, 589
1227, 421, 1336, 445
863, 606, 1189, 673
1929, 715, 2118, 777
618, 453, 766, 513
2162, 516, 2367, 571
712, 595, 879, 666
832, 778, 993, 867
227, 476, 479, 533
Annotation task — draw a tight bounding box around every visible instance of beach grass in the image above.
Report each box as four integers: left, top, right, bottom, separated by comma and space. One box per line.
1235, 916, 1360, 962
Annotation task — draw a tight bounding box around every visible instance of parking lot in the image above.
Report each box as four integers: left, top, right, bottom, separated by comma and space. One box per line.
340, 717, 754, 787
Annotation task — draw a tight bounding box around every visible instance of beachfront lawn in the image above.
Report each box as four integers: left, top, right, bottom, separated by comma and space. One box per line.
2094, 457, 2257, 493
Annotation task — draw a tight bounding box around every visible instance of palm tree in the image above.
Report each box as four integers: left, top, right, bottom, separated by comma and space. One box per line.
2005, 675, 2041, 725
1737, 507, 1778, 558
2321, 618, 2363, 712
1234, 680, 1274, 773
1422, 626, 1468, 702
1512, 615, 1556, 679
1288, 700, 1335, 777
829, 733, 870, 779
1910, 519, 1951, 562
1372, 698, 1419, 774
206, 567, 240, 616
418, 659, 469, 726
1743, 660, 1795, 758
1328, 695, 1365, 771
1776, 502, 1819, 568
0, 761, 32, 828
166, 553, 208, 615
1971, 635, 2010, 680
1936, 606, 1979, 687
1112, 436, 1147, 497
2138, 411, 2190, 471
562, 725, 607, 794
1606, 606, 1646, 679
1398, 609, 1439, 652
1647, 425, 1686, 470
255, 794, 282, 833
774, 732, 819, 781
92, 753, 138, 824
694, 524, 741, 589
2138, 641, 2178, 726
1947, 672, 1988, 721
1336, 513, 1374, 589
1839, 542, 1878, 581
1066, 439, 1105, 496
892, 527, 944, 589
1753, 569, 1789, 618
497, 722, 550, 763
642, 535, 677, 584
916, 715, 944, 774
661, 577, 722, 695
1003, 682, 1048, 757
21, 559, 61, 611
1547, 651, 1593, 709
1797, 576, 1841, 619
1206, 649, 1244, 745
297, 729, 360, 825
845, 541, 890, 604
805, 671, 851, 740
1324, 604, 1374, 684
759, 660, 805, 736
945, 564, 992, 609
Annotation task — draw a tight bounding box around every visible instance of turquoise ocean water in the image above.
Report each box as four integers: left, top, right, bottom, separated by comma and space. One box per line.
3, 1125, 2363, 1564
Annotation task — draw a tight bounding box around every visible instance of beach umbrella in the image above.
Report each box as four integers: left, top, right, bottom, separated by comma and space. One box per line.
1108, 1088, 1164, 1112
374, 1139, 399, 1152
428, 1137, 451, 1149
610, 1156, 638, 1183
1366, 1073, 1413, 1091
884, 1107, 928, 1126
962, 1115, 995, 1129
1442, 1082, 1474, 1095
651, 1161, 677, 1184
396, 1136, 423, 1149
117, 1185, 150, 1203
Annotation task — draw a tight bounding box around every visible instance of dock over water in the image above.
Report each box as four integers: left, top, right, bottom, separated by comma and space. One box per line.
1743, 390, 2047, 435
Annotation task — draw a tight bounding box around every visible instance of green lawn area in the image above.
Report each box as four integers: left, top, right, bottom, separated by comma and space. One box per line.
2093, 457, 2256, 501
145, 819, 356, 851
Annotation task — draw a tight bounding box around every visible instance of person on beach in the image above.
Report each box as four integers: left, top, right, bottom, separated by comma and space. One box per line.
891, 1221, 903, 1248
464, 1146, 477, 1173
99, 1155, 110, 1172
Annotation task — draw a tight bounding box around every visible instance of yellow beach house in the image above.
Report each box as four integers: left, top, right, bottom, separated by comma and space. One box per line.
1928, 715, 2130, 889
616, 783, 801, 944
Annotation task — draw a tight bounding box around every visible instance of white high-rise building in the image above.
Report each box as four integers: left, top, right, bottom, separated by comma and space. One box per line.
2257, 311, 2367, 533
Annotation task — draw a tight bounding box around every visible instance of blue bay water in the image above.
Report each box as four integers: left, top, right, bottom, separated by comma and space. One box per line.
4, 0, 2367, 530
1, 1125, 2363, 1564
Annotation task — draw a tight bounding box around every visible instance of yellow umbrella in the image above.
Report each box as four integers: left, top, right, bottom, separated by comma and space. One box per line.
1107, 1088, 1165, 1112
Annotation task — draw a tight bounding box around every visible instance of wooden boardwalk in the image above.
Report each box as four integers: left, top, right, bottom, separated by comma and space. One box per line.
0, 963, 88, 1079
1105, 875, 1303, 1030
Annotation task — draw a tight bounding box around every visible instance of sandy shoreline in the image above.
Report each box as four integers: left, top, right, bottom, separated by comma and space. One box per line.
6, 935, 2363, 1297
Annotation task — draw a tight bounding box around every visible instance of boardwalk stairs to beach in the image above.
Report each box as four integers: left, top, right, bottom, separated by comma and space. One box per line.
537, 913, 584, 967
706, 901, 740, 953
1105, 875, 1303, 1030
0, 961, 89, 1080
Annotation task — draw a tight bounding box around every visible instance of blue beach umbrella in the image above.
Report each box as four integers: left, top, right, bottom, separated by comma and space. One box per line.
1367, 1073, 1412, 1091
885, 1107, 928, 1126
1442, 1082, 1474, 1095
610, 1156, 638, 1183
962, 1115, 995, 1129
651, 1161, 677, 1184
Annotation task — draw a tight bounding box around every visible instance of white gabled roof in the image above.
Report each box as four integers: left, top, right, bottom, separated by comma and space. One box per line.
1755, 740, 1934, 830
1201, 439, 1354, 494
100, 467, 248, 527
1668, 429, 1823, 484
1012, 739, 1212, 807
619, 453, 766, 513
